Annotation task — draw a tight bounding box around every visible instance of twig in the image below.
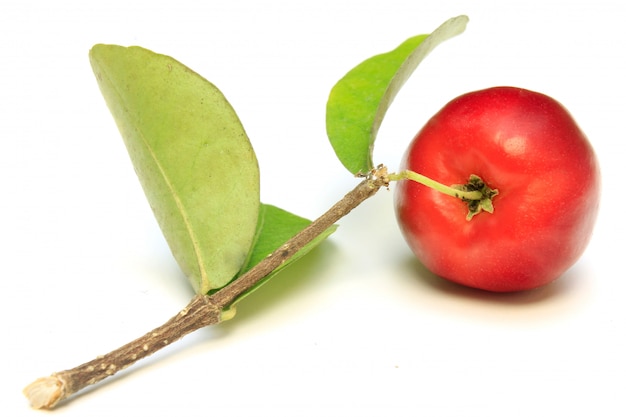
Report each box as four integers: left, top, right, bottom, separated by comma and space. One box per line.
24, 168, 390, 409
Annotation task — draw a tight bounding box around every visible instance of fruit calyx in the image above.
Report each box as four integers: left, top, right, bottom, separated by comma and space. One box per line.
390, 170, 498, 221
451, 174, 499, 220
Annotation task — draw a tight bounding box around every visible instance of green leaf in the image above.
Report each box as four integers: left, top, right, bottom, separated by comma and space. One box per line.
89, 45, 260, 294
228, 203, 337, 306
326, 15, 469, 175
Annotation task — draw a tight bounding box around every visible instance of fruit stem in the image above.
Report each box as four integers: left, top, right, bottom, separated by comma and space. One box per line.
389, 170, 484, 201
389, 170, 499, 220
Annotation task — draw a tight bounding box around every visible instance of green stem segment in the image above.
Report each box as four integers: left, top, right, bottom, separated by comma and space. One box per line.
389, 170, 499, 221
389, 170, 483, 200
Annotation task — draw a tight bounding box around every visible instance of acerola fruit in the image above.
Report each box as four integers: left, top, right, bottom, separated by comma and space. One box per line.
394, 86, 600, 292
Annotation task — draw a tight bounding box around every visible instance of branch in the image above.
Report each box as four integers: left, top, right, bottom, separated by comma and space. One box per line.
24, 168, 389, 409
23, 294, 221, 409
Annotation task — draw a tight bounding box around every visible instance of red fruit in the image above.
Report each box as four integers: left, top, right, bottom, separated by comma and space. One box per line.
394, 87, 600, 292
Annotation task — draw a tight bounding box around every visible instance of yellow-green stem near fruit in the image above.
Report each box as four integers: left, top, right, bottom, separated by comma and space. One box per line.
389, 170, 484, 201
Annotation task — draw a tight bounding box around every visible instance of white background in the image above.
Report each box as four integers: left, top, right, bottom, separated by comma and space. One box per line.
2, 1, 624, 416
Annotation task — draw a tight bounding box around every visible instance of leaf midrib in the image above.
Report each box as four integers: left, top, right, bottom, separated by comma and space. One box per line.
101, 66, 209, 293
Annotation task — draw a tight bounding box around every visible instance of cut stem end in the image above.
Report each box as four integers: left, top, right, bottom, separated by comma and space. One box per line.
23, 376, 66, 409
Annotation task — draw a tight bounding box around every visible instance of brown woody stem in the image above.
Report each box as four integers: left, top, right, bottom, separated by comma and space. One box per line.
24, 167, 390, 409
23, 294, 222, 409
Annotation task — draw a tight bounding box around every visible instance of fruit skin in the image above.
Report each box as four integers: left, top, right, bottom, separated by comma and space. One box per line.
394, 87, 600, 292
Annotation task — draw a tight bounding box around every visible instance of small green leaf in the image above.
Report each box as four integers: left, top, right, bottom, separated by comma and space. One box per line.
89, 45, 260, 294
326, 15, 469, 175
228, 203, 337, 306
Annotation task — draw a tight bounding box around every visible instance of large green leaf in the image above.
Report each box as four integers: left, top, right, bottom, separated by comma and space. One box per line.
326, 15, 469, 175
227, 203, 337, 306
89, 45, 260, 294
